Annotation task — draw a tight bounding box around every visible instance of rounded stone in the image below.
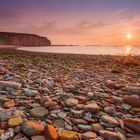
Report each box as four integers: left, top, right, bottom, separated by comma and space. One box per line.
8, 116, 22, 127
124, 118, 140, 134
31, 135, 46, 140
92, 123, 104, 132
22, 120, 44, 137
84, 103, 99, 113
99, 130, 121, 140
100, 115, 119, 126
123, 96, 140, 107
81, 131, 97, 140
44, 124, 58, 140
30, 107, 48, 117
58, 130, 80, 140
66, 99, 79, 107
3, 100, 16, 108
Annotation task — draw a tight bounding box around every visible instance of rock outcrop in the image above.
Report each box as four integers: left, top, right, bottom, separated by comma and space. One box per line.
0, 32, 51, 46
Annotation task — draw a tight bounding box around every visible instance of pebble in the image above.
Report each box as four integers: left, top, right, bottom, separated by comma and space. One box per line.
104, 106, 116, 114
24, 89, 38, 97
30, 107, 48, 117
84, 103, 99, 113
81, 131, 97, 140
8, 116, 22, 127
124, 118, 140, 134
58, 130, 80, 140
122, 103, 132, 110
100, 115, 119, 127
54, 119, 65, 128
123, 96, 140, 107
71, 118, 88, 124
92, 123, 104, 132
57, 112, 67, 119
71, 109, 83, 118
0, 81, 22, 90
31, 135, 46, 140
78, 124, 92, 131
66, 98, 79, 107
127, 138, 140, 140
44, 124, 58, 140
99, 130, 121, 140
3, 100, 16, 108
0, 108, 12, 121
126, 86, 140, 95
0, 129, 14, 140
22, 120, 44, 137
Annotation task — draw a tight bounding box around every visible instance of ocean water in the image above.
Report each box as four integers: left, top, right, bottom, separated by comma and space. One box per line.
18, 45, 140, 55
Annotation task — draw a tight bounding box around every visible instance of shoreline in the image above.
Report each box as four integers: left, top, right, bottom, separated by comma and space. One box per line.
0, 48, 139, 139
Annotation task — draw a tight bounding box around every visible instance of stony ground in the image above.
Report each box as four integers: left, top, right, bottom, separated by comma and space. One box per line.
0, 48, 139, 140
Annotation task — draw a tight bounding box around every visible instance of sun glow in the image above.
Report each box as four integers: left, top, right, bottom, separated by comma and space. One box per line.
126, 33, 132, 39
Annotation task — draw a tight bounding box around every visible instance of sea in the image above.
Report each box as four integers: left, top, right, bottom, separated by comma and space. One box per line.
18, 45, 140, 56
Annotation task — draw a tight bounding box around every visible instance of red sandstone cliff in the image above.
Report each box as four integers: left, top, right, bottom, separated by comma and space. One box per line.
0, 32, 51, 46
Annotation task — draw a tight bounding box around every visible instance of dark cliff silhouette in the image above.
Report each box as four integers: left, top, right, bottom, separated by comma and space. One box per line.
0, 32, 51, 46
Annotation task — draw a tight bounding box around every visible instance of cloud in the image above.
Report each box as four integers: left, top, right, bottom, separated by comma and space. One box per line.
114, 8, 135, 21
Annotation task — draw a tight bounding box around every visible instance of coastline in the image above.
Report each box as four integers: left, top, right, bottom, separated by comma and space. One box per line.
0, 48, 140, 139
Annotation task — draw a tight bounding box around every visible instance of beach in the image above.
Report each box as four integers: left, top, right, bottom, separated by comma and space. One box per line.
0, 48, 140, 140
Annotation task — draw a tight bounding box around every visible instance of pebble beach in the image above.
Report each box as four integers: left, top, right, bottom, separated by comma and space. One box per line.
0, 48, 140, 140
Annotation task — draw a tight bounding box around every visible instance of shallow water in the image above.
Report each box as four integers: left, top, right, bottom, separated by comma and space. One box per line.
18, 45, 140, 55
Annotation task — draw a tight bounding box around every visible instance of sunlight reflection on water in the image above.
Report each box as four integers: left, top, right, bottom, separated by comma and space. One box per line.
18, 45, 140, 56
125, 45, 132, 55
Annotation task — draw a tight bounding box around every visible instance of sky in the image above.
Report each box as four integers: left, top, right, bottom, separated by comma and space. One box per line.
0, 0, 140, 45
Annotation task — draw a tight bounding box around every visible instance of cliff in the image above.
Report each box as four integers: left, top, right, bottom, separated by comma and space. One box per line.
0, 32, 51, 46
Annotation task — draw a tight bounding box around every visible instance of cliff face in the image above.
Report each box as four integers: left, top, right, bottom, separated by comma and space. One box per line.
0, 32, 51, 46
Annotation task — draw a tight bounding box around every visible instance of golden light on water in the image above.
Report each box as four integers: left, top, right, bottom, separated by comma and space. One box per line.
125, 45, 131, 55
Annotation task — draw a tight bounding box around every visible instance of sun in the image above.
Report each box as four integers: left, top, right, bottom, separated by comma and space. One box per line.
126, 33, 132, 39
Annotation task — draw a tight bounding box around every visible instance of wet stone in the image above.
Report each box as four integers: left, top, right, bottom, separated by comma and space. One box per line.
30, 107, 48, 117
66, 98, 79, 107
58, 130, 80, 140
24, 89, 38, 97
31, 135, 46, 140
0, 81, 22, 90
92, 123, 104, 132
100, 115, 119, 127
0, 108, 13, 121
104, 106, 116, 114
54, 119, 65, 128
8, 116, 23, 127
22, 120, 44, 137
71, 109, 83, 118
99, 130, 121, 140
81, 131, 97, 140
78, 124, 92, 131
3, 100, 16, 108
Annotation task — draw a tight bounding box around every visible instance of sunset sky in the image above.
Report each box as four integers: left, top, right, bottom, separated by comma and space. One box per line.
0, 0, 140, 45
